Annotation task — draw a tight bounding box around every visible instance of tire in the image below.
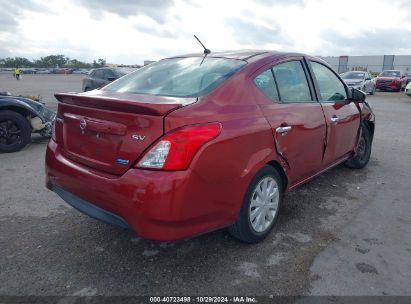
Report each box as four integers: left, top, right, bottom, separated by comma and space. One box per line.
228, 165, 283, 243
369, 86, 375, 95
344, 125, 372, 169
0, 110, 32, 153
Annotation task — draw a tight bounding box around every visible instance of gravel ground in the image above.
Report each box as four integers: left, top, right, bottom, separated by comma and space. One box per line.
0, 73, 410, 297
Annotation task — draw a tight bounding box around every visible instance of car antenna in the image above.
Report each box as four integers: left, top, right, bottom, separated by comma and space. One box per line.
194, 35, 211, 65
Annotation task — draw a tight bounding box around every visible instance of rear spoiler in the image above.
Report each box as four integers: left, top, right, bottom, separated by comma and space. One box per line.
54, 92, 186, 116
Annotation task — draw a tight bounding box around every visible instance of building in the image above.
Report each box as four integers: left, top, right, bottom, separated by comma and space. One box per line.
319, 55, 411, 75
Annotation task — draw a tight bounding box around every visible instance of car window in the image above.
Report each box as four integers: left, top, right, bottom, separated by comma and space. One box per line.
310, 61, 347, 101
380, 71, 401, 77
342, 72, 365, 79
253, 69, 279, 102
104, 70, 116, 79
271, 61, 312, 102
93, 70, 104, 79
104, 57, 246, 98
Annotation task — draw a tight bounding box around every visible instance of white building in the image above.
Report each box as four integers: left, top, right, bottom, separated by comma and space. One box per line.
319, 55, 411, 75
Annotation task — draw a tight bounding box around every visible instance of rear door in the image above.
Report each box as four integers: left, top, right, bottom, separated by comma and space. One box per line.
254, 59, 326, 184
92, 69, 106, 89
307, 60, 361, 166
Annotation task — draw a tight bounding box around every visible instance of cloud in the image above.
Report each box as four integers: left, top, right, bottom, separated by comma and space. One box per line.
225, 17, 291, 47
0, 13, 18, 31
253, 0, 306, 6
320, 28, 411, 55
75, 0, 175, 24
136, 24, 180, 39
0, 0, 51, 32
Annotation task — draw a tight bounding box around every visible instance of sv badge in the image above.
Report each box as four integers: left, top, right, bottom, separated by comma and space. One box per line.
132, 134, 146, 141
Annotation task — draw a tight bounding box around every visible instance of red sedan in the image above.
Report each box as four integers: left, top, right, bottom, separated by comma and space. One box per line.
46, 51, 375, 243
375, 70, 407, 92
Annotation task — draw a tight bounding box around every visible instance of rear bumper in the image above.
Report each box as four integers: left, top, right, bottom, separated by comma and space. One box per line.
52, 185, 129, 229
46, 140, 235, 241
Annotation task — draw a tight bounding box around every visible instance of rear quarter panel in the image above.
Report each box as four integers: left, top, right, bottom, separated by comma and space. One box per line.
164, 69, 284, 221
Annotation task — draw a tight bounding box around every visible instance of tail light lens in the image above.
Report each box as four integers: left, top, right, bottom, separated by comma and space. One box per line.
136, 122, 221, 170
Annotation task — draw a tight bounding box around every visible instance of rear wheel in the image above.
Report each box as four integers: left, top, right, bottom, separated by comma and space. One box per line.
228, 165, 283, 243
0, 110, 32, 153
369, 85, 375, 95
344, 125, 372, 169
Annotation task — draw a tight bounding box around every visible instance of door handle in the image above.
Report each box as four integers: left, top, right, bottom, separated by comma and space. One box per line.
276, 126, 292, 134
331, 116, 339, 124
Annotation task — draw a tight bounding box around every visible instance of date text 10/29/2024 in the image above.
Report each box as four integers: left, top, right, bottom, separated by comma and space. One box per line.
149, 296, 257, 303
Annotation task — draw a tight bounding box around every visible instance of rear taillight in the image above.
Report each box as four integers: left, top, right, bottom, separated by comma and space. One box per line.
136, 122, 221, 170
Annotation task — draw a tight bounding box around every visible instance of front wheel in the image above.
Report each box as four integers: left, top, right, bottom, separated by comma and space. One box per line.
0, 110, 32, 153
344, 125, 372, 169
228, 165, 283, 243
369, 86, 375, 95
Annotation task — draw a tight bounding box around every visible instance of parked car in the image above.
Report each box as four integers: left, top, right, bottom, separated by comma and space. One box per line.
82, 68, 132, 91
405, 82, 411, 97
341, 71, 376, 95
0, 92, 55, 152
404, 72, 411, 86
375, 70, 407, 92
46, 51, 375, 243
36, 69, 53, 74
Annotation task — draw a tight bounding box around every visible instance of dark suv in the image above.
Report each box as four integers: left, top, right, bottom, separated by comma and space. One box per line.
82, 68, 132, 91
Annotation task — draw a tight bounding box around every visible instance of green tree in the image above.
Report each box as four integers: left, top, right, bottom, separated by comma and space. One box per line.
92, 58, 106, 68
36, 55, 69, 68
0, 57, 33, 68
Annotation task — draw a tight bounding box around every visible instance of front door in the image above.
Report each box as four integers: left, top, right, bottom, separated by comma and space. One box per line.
307, 60, 361, 166
253, 59, 326, 185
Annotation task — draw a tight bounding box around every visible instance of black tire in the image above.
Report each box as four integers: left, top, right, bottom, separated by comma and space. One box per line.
344, 125, 372, 169
0, 110, 32, 153
369, 86, 375, 95
228, 165, 283, 243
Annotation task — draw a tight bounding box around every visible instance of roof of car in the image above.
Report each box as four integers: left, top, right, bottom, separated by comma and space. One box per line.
167, 50, 306, 61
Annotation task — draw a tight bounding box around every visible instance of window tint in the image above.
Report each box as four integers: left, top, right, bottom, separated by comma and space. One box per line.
93, 69, 104, 79
253, 69, 279, 102
104, 70, 116, 79
272, 61, 312, 102
310, 61, 347, 101
104, 57, 246, 97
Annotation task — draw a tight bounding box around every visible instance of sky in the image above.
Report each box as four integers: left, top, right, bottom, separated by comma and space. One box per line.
1, 0, 411, 65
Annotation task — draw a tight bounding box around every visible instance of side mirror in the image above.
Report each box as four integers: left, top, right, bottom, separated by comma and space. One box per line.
365, 77, 371, 81
350, 88, 366, 102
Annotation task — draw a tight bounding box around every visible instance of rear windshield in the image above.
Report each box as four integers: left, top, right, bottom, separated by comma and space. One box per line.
342, 72, 365, 79
103, 57, 246, 97
380, 71, 400, 77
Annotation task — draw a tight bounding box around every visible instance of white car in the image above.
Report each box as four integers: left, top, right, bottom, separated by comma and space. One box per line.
405, 82, 411, 97
341, 71, 376, 95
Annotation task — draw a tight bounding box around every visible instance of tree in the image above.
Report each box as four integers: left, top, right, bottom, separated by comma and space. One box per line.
92, 58, 106, 68
35, 55, 69, 68
0, 57, 33, 68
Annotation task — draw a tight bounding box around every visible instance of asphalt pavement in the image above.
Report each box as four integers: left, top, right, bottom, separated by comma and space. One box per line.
0, 73, 410, 297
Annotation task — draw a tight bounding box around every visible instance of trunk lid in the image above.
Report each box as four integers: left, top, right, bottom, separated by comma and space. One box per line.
54, 91, 194, 175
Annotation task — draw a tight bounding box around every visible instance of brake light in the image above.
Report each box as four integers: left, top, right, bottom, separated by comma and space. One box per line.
136, 122, 221, 170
